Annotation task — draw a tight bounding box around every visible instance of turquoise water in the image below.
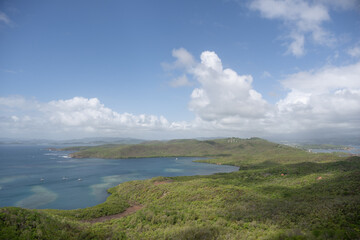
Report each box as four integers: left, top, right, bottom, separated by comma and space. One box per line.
0, 145, 238, 210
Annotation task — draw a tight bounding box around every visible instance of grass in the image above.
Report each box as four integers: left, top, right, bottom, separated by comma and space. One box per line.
1, 138, 359, 239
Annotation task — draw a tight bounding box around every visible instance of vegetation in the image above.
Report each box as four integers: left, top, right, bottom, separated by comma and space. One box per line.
66, 137, 305, 159
1, 138, 359, 239
64, 139, 234, 159
0, 207, 112, 239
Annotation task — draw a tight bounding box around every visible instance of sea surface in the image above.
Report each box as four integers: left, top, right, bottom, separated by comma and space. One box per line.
0, 145, 238, 210
309, 146, 360, 154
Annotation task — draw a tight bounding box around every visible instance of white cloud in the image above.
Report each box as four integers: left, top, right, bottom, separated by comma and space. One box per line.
44, 97, 179, 131
249, 0, 341, 56
1, 50, 360, 141
274, 61, 360, 136
281, 62, 360, 93
162, 48, 196, 71
172, 48, 196, 68
273, 89, 360, 136
287, 32, 305, 56
0, 96, 187, 139
167, 49, 360, 140
169, 75, 193, 87
0, 95, 28, 108
169, 49, 269, 126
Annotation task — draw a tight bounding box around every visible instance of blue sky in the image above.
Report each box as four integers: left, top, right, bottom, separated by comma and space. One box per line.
1, 0, 360, 141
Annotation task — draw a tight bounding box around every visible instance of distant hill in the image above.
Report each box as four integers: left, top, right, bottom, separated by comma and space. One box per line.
0, 137, 145, 146
65, 137, 335, 167
66, 137, 270, 158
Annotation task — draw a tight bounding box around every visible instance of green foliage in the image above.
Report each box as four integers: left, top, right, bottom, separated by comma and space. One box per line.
0, 207, 112, 239
163, 225, 220, 240
1, 138, 360, 239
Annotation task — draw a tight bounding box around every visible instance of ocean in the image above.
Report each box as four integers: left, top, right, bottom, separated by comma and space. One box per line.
0, 145, 238, 210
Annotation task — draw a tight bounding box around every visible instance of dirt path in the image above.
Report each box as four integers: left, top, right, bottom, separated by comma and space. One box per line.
84, 181, 172, 224
83, 204, 143, 224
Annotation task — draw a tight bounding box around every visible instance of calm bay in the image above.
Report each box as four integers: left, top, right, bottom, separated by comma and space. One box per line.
0, 145, 238, 210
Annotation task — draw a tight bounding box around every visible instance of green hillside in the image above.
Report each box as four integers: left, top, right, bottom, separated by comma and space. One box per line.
67, 138, 316, 161
66, 138, 239, 159
1, 138, 359, 239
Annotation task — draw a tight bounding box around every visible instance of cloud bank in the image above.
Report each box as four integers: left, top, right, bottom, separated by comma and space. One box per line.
0, 96, 187, 139
274, 62, 360, 133
1, 49, 359, 141
169, 48, 360, 140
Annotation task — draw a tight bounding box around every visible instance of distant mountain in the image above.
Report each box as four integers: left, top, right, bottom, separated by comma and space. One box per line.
0, 137, 146, 146
59, 137, 146, 145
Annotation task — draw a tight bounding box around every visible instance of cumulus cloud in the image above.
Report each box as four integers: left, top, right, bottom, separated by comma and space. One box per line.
249, 0, 351, 56
166, 48, 360, 140
0, 96, 187, 139
189, 51, 268, 122
167, 48, 270, 133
